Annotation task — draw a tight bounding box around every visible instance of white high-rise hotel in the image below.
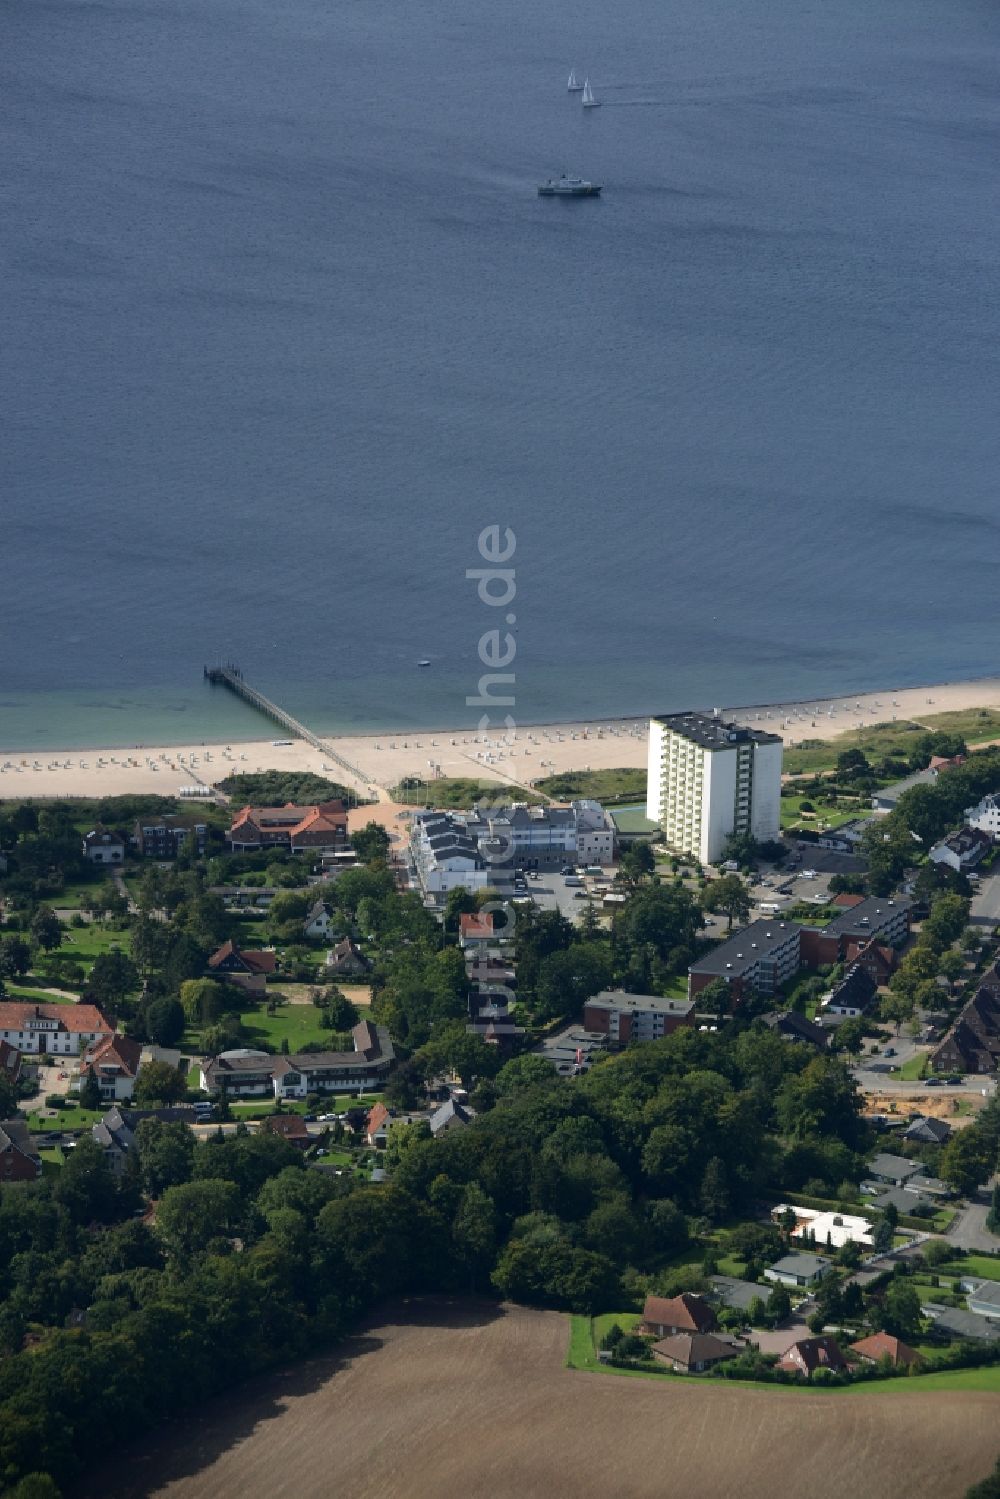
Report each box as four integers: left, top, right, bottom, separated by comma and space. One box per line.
646, 711, 783, 864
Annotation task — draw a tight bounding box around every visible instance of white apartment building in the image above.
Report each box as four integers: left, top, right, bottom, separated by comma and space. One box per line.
965, 793, 1000, 839
646, 712, 782, 864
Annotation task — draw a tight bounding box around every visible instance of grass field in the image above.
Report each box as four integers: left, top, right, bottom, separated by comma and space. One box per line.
534, 768, 647, 804
940, 1256, 1000, 1281
782, 708, 1000, 776
391, 777, 543, 808
238, 1004, 338, 1052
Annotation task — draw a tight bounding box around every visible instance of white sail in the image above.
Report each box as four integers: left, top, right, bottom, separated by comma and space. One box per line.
567, 69, 582, 90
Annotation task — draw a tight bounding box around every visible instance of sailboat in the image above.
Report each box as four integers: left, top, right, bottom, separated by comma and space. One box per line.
567, 69, 583, 92
581, 77, 601, 108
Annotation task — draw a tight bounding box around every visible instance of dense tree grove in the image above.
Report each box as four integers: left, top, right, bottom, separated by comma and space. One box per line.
0, 1022, 880, 1494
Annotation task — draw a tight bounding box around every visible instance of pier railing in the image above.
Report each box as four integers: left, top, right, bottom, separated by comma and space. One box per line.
204, 665, 376, 792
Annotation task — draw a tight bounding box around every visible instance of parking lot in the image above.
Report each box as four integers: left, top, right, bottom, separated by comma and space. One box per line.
527, 870, 612, 923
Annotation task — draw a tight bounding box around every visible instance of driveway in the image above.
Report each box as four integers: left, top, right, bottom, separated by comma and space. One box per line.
20, 1062, 74, 1113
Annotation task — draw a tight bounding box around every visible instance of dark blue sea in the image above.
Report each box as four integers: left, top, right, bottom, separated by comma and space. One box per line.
4, 0, 999, 748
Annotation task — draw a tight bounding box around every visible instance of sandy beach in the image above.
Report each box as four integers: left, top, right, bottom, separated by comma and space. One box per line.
3, 675, 1000, 803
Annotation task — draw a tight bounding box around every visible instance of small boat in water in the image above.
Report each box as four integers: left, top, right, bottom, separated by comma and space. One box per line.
567, 69, 583, 92
537, 174, 602, 197
417, 658, 431, 667
581, 77, 601, 108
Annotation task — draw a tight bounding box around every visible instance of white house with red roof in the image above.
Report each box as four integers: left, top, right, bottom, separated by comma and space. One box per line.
78, 1033, 145, 1103
0, 1002, 111, 1059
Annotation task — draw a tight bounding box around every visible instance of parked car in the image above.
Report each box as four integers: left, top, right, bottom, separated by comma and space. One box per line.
947, 1075, 963, 1085
924, 1077, 943, 1087
884, 1047, 896, 1057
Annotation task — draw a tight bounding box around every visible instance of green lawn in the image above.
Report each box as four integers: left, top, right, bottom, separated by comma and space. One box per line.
940, 1256, 1000, 1281
779, 796, 867, 832
896, 1054, 930, 1081
2, 984, 77, 1004
238, 1004, 338, 1052
29, 1105, 104, 1134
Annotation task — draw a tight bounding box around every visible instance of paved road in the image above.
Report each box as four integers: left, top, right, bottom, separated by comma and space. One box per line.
944, 1184, 1000, 1253
852, 1070, 995, 1098
970, 871, 1000, 929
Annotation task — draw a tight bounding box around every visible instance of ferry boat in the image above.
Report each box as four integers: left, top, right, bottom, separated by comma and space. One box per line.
537, 174, 602, 197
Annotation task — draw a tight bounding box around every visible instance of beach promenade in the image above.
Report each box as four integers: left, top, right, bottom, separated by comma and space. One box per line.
2, 675, 999, 802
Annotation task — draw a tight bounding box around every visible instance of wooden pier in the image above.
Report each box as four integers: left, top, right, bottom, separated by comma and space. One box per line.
204, 665, 376, 793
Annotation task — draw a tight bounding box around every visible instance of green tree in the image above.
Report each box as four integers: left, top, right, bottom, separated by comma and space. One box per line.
940, 1128, 994, 1196
9, 1477, 63, 1499
767, 1283, 791, 1323
87, 948, 140, 1016
937, 950, 966, 994
700, 1156, 730, 1223
29, 907, 62, 951
880, 1279, 922, 1341
79, 1066, 102, 1112
179, 977, 229, 1025
352, 822, 391, 864
136, 1118, 196, 1196
452, 1182, 497, 1288
698, 977, 732, 1020
703, 874, 752, 931
0, 935, 32, 978
156, 1178, 243, 1260
144, 996, 186, 1046
133, 1059, 188, 1107
617, 843, 655, 887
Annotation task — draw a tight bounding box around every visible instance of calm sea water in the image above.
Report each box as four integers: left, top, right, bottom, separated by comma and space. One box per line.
4, 0, 999, 749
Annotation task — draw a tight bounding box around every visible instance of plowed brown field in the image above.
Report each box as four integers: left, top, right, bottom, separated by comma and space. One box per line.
103, 1300, 999, 1499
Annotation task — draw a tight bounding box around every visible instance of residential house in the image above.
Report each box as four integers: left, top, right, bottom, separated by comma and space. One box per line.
0, 1002, 111, 1059
710, 1276, 770, 1315
964, 793, 1000, 841
651, 1333, 741, 1374
582, 991, 695, 1044
91, 1105, 196, 1174
365, 1101, 391, 1147
207, 940, 278, 996
761, 1010, 827, 1049
822, 963, 878, 1020
227, 801, 347, 854
0, 1039, 22, 1087
261, 1113, 310, 1149
429, 1098, 472, 1137
871, 765, 947, 816
924, 1306, 1000, 1343
848, 1332, 921, 1368
303, 900, 335, 939
777, 1336, 848, 1377
410, 814, 490, 897
687, 920, 802, 1004
640, 1293, 717, 1339
78, 1033, 144, 1103
866, 1153, 923, 1188
764, 1253, 832, 1288
848, 939, 897, 988
863, 1184, 934, 1217
0, 1119, 42, 1183
534, 1024, 608, 1077
132, 814, 207, 859
82, 827, 125, 864
771, 1206, 873, 1250
903, 1115, 951, 1146
458, 912, 501, 952
929, 826, 992, 873
968, 1282, 1000, 1321
209, 885, 282, 910
199, 1020, 394, 1099
816, 819, 872, 853
931, 986, 1000, 1075
325, 937, 370, 977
